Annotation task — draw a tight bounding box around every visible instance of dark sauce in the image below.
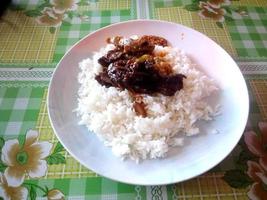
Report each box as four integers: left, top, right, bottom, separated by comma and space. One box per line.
95, 35, 186, 117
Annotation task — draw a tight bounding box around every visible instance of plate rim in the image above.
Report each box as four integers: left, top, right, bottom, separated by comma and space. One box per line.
47, 19, 249, 185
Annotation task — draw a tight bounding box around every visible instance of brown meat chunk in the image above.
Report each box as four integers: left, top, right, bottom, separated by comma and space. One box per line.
95, 35, 186, 117
139, 35, 168, 47
124, 38, 155, 55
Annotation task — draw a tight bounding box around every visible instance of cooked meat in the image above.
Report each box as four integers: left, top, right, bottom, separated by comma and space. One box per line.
95, 35, 186, 116
139, 35, 168, 47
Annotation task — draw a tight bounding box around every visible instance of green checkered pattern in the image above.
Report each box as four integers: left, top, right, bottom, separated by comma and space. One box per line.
26, 177, 146, 200
246, 77, 263, 128
0, 85, 44, 138
227, 7, 267, 58
153, 0, 193, 7
24, 173, 249, 199
53, 10, 133, 62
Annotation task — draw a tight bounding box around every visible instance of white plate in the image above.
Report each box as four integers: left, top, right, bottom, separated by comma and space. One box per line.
48, 20, 249, 185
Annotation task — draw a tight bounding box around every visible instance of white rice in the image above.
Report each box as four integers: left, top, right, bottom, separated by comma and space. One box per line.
76, 43, 219, 162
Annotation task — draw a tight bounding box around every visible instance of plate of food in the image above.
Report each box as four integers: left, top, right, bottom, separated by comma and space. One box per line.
47, 19, 249, 185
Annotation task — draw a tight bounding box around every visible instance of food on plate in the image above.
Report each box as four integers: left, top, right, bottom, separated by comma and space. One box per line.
95, 35, 186, 117
96, 36, 185, 96
76, 35, 219, 162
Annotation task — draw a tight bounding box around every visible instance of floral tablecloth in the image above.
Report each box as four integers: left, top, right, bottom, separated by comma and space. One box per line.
0, 0, 267, 199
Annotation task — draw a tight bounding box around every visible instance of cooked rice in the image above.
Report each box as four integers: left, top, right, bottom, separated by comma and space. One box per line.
76, 43, 219, 162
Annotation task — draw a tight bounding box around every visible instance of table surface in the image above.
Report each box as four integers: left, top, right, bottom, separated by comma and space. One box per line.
0, 0, 267, 200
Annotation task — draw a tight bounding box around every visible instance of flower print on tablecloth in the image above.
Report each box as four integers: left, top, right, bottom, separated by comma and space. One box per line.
47, 188, 65, 200
50, 0, 79, 14
36, 7, 66, 28
244, 122, 267, 200
244, 122, 267, 165
1, 129, 52, 187
246, 161, 267, 199
223, 121, 267, 200
0, 172, 28, 200
184, 0, 248, 28
198, 1, 227, 23
9, 0, 93, 33
0, 129, 66, 199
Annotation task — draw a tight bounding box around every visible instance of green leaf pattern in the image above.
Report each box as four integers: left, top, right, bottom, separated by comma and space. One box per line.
184, 4, 200, 11
49, 27, 56, 34
53, 142, 65, 153
46, 141, 66, 164
0, 137, 4, 151
24, 10, 42, 17
46, 153, 66, 165
216, 22, 223, 28
30, 186, 37, 200
223, 170, 253, 188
